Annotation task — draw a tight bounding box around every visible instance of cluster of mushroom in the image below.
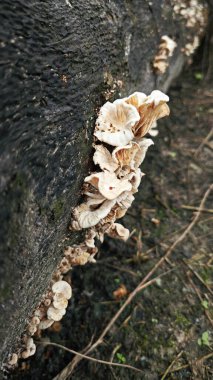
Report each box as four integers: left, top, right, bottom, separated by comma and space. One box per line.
173, 0, 207, 30
7, 90, 170, 367
71, 90, 170, 240
153, 35, 177, 74
172, 0, 207, 57
8, 280, 72, 365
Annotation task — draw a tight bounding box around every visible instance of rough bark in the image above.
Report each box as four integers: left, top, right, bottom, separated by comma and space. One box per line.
0, 0, 208, 370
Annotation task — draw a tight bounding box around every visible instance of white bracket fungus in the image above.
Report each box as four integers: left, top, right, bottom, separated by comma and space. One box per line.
153, 36, 177, 74
9, 89, 170, 366
172, 0, 208, 57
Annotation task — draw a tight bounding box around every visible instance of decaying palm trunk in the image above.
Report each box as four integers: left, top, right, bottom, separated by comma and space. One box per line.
0, 0, 208, 371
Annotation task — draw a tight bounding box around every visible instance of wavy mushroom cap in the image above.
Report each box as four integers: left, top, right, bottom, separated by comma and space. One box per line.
31, 316, 40, 325
126, 168, 144, 193
47, 306, 66, 321
112, 142, 140, 169
73, 199, 116, 229
94, 100, 140, 146
124, 91, 147, 109
8, 353, 18, 366
93, 144, 118, 172
38, 318, 54, 330
21, 337, 37, 358
145, 90, 169, 106
106, 222, 130, 241
161, 35, 177, 56
116, 190, 135, 209
27, 324, 37, 335
134, 138, 154, 168
134, 91, 170, 138
85, 171, 132, 200
52, 280, 72, 300
53, 296, 68, 310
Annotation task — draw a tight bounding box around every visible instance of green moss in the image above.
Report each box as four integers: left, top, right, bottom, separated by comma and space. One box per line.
51, 199, 64, 220
199, 268, 212, 285
0, 285, 11, 302
13, 172, 28, 190
175, 312, 191, 328
6, 172, 30, 249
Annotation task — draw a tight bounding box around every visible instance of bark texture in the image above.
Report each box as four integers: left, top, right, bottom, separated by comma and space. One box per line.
0, 0, 208, 370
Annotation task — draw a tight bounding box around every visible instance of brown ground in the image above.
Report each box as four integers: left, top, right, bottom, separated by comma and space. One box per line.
10, 42, 213, 380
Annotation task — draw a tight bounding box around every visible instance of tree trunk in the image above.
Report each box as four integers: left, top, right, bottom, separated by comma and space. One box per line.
0, 0, 208, 370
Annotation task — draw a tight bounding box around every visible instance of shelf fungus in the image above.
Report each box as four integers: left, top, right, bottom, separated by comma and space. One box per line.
153, 36, 177, 74
10, 90, 170, 366
94, 99, 140, 146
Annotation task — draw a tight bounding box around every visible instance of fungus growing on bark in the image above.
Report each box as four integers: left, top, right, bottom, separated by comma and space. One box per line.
72, 199, 116, 229
133, 91, 170, 138
172, 0, 208, 57
38, 319, 54, 330
94, 100, 140, 146
125, 91, 147, 108
183, 36, 200, 56
153, 35, 177, 74
112, 142, 140, 170
52, 280, 72, 300
47, 306, 66, 322
85, 171, 132, 200
8, 354, 18, 366
106, 222, 130, 241
14, 89, 170, 365
21, 338, 36, 359
93, 144, 118, 172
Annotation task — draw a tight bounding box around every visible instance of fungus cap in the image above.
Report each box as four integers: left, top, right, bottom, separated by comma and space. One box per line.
134, 138, 154, 168
8, 353, 18, 366
93, 144, 118, 172
43, 298, 52, 307
124, 91, 147, 109
31, 316, 40, 325
112, 142, 140, 169
53, 297, 68, 310
126, 168, 144, 193
27, 324, 37, 335
47, 306, 66, 321
145, 90, 169, 107
39, 319, 54, 330
107, 223, 130, 241
94, 100, 140, 146
21, 343, 36, 358
70, 251, 91, 266
161, 35, 177, 56
52, 280, 72, 300
21, 338, 36, 358
26, 337, 34, 349
73, 199, 116, 229
85, 171, 132, 200
134, 91, 170, 138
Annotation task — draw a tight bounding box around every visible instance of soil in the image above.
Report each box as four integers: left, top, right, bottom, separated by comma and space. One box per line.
9, 43, 213, 380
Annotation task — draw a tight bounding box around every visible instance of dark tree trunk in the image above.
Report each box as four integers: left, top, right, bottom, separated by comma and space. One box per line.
0, 0, 208, 370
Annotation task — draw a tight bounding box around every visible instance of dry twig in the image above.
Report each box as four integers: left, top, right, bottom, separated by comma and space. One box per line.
161, 351, 183, 380
165, 352, 213, 375
40, 342, 143, 374
183, 260, 213, 296
181, 205, 213, 214
194, 128, 213, 157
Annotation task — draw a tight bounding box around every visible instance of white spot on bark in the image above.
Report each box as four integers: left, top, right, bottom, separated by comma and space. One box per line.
65, 0, 72, 8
